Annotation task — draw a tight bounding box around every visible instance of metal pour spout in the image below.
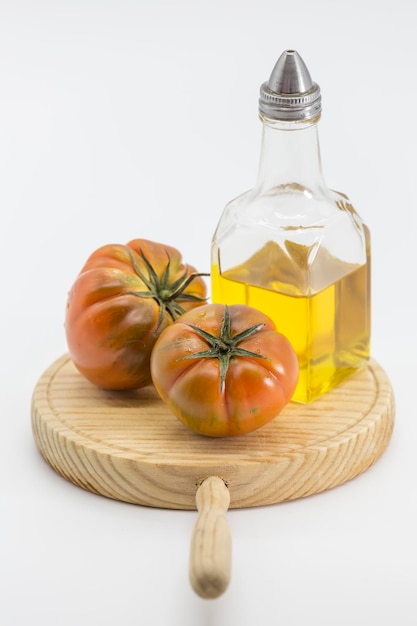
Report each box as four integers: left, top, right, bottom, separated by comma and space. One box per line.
258, 50, 322, 122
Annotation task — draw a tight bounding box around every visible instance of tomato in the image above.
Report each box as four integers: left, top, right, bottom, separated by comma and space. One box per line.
65, 239, 207, 390
150, 303, 298, 437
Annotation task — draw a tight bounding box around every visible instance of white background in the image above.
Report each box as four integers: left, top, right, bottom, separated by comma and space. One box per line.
1, 0, 416, 624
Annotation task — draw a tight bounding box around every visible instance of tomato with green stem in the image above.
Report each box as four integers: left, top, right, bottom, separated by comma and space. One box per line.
150, 303, 299, 437
65, 239, 208, 390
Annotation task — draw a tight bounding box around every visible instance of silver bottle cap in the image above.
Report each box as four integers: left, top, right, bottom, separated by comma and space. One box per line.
259, 50, 321, 122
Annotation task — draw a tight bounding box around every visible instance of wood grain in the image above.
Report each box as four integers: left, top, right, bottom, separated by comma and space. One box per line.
31, 354, 395, 510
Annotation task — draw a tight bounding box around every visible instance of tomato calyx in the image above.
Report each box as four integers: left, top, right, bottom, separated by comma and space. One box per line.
180, 305, 267, 391
127, 248, 208, 329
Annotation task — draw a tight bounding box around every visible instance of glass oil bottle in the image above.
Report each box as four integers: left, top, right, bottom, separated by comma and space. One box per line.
211, 50, 371, 403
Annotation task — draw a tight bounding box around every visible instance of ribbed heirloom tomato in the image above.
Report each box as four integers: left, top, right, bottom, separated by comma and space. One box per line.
150, 303, 299, 437
65, 239, 207, 390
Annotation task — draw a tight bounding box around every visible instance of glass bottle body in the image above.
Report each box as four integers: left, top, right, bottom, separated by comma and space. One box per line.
211, 119, 371, 403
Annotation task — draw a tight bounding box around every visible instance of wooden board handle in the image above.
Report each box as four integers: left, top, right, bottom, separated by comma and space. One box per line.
189, 476, 231, 599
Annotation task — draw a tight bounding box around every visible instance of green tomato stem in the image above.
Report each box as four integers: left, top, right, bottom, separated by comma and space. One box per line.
125, 248, 209, 330
180, 305, 266, 391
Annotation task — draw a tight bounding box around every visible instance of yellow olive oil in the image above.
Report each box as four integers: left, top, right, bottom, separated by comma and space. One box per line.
211, 243, 370, 403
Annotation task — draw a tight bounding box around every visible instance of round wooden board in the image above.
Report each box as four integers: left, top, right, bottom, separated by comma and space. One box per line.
31, 354, 395, 510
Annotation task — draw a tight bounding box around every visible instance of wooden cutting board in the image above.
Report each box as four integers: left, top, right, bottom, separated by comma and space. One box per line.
31, 354, 394, 511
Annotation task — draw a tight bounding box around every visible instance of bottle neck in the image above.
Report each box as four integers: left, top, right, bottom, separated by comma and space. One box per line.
255, 118, 326, 193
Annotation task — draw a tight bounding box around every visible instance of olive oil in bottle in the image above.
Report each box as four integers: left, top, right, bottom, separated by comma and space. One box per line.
211, 51, 371, 403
